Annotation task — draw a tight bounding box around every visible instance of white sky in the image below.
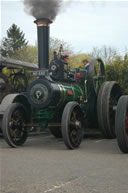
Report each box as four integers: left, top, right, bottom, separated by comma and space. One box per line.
1, 0, 128, 54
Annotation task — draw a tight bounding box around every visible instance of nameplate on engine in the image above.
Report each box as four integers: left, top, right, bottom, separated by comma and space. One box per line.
30, 70, 49, 77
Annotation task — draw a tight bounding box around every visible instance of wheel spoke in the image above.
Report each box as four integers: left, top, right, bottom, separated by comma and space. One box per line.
72, 111, 77, 121
69, 108, 82, 147
11, 129, 17, 138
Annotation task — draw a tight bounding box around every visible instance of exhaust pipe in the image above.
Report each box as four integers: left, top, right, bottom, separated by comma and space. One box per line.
34, 18, 52, 70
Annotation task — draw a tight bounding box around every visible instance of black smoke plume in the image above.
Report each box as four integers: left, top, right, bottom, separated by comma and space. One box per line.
24, 0, 63, 20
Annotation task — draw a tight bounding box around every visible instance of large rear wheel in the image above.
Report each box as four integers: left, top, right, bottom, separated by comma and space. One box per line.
115, 96, 128, 153
97, 81, 121, 138
2, 103, 28, 147
61, 102, 83, 149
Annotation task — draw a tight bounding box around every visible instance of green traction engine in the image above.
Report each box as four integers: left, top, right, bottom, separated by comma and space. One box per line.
27, 56, 105, 149
1, 18, 122, 149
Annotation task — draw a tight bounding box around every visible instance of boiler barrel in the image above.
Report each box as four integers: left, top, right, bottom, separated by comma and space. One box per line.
27, 78, 85, 109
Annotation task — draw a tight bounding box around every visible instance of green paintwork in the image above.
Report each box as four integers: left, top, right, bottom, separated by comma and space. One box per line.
31, 63, 105, 130
33, 109, 54, 129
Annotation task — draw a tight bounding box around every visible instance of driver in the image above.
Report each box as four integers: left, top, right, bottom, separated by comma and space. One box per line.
82, 59, 90, 71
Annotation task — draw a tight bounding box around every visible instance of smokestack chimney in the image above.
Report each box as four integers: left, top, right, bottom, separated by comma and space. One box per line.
34, 18, 52, 69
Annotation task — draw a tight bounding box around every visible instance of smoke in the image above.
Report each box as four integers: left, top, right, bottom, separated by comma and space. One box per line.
24, 0, 63, 20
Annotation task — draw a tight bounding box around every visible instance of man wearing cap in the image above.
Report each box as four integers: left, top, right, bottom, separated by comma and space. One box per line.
82, 59, 90, 71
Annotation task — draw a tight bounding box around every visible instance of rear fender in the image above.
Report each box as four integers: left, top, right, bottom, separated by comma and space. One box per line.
0, 94, 31, 121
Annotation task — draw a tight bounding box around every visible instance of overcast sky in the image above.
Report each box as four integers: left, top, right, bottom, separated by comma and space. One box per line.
1, 0, 128, 54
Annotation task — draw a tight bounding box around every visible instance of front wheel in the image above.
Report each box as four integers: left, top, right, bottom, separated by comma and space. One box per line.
2, 103, 29, 147
115, 96, 128, 153
61, 102, 83, 149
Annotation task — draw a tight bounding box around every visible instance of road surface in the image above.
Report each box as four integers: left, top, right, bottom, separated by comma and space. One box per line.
0, 133, 128, 193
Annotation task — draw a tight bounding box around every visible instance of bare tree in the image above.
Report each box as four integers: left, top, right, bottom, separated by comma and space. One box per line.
90, 45, 118, 63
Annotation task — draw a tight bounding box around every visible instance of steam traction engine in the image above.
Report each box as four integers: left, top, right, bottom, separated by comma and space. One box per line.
0, 57, 38, 132
1, 18, 122, 149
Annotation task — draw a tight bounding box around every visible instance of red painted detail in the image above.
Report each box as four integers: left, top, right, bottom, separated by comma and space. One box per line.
125, 118, 128, 128
64, 54, 70, 62
67, 90, 73, 96
75, 72, 83, 83
99, 72, 102, 76
75, 72, 83, 78
64, 58, 68, 62
66, 54, 70, 58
